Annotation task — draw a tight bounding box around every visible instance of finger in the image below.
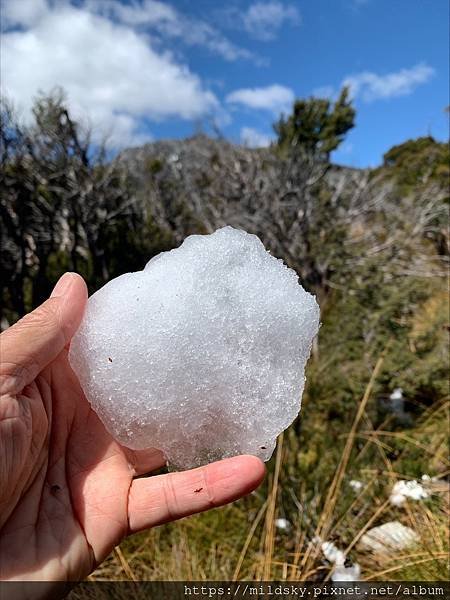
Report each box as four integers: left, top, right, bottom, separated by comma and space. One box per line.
123, 446, 167, 476
0, 273, 87, 394
127, 455, 265, 533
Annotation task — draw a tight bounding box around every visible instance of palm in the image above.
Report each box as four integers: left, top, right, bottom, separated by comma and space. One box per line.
1, 349, 149, 580
0, 274, 265, 584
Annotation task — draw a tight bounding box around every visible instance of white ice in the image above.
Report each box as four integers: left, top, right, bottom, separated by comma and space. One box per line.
349, 479, 364, 492
360, 521, 419, 553
321, 541, 346, 566
317, 539, 361, 582
275, 518, 291, 531
331, 564, 361, 582
69, 226, 320, 470
389, 479, 429, 506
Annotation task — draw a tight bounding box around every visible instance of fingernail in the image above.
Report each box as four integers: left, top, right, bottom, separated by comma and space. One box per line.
51, 273, 75, 298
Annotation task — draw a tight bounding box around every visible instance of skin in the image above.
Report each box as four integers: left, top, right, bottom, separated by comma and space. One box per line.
0, 273, 265, 587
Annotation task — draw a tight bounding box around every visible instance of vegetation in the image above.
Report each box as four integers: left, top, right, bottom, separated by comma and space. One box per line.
274, 86, 355, 160
1, 91, 448, 582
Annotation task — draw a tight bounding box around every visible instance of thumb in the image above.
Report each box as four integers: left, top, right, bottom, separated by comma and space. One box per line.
0, 273, 88, 394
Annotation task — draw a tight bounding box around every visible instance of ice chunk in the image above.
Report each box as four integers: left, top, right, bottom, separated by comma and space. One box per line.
389, 479, 429, 506
359, 521, 419, 553
421, 474, 438, 483
331, 563, 361, 582
69, 226, 320, 470
349, 479, 364, 492
321, 541, 345, 566
275, 518, 291, 531
317, 539, 361, 581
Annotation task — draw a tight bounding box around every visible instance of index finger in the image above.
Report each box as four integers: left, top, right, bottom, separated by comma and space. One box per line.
127, 455, 265, 533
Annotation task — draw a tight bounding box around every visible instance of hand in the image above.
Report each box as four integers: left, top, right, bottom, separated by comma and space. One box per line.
0, 273, 265, 584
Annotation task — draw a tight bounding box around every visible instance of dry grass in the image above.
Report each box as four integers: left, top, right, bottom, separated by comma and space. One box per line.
90, 368, 449, 582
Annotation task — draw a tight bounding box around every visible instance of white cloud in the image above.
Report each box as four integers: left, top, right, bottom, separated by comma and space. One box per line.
1, 0, 48, 28
312, 62, 435, 105
85, 0, 177, 26
168, 20, 255, 62
226, 84, 294, 114
240, 126, 273, 148
243, 1, 300, 41
343, 62, 435, 101
1, 0, 219, 148
86, 0, 256, 63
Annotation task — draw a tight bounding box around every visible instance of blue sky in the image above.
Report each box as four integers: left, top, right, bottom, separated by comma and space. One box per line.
2, 0, 448, 166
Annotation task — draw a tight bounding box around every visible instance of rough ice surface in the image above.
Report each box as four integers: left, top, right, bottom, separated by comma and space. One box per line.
274, 518, 291, 532
321, 541, 345, 566
389, 479, 429, 506
349, 479, 364, 492
69, 226, 320, 470
331, 564, 361, 583
359, 522, 419, 553
316, 539, 360, 582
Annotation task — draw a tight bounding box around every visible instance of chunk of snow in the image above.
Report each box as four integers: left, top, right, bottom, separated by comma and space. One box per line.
321, 541, 345, 566
312, 536, 361, 581
319, 540, 361, 581
69, 226, 320, 470
349, 479, 364, 492
388, 387, 409, 422
389, 480, 429, 506
331, 563, 361, 582
389, 388, 403, 401
389, 493, 406, 507
360, 521, 419, 553
275, 518, 291, 531
421, 474, 438, 483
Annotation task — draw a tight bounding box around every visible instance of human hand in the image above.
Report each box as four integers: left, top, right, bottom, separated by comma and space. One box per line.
0, 273, 265, 584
